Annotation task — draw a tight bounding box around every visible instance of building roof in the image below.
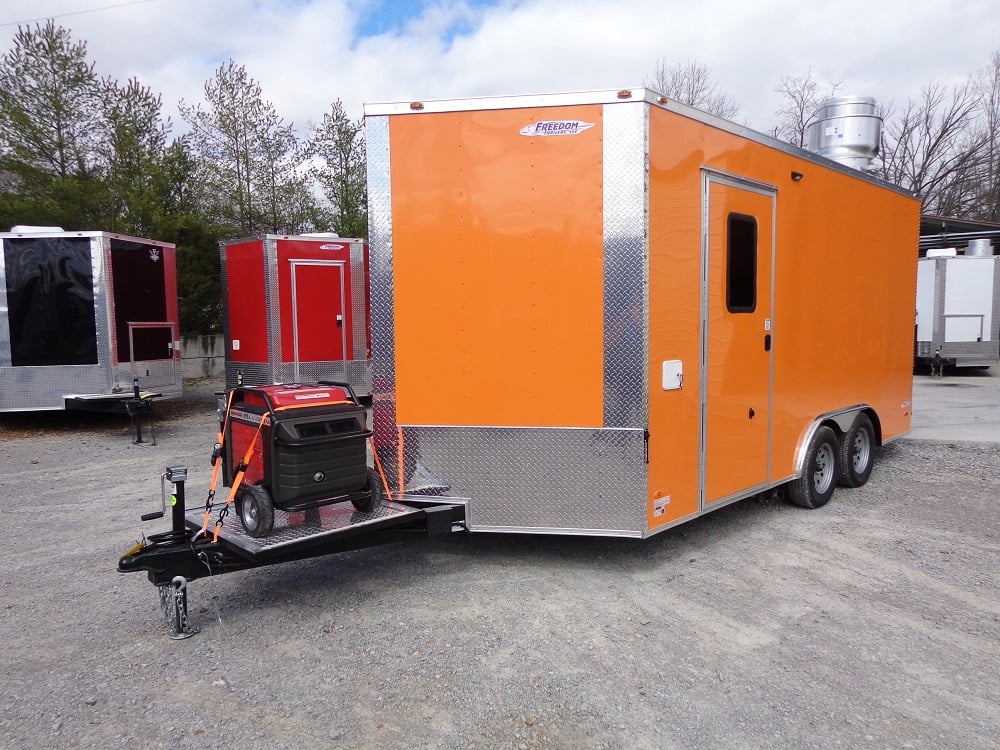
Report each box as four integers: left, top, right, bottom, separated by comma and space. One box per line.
919, 213, 1000, 254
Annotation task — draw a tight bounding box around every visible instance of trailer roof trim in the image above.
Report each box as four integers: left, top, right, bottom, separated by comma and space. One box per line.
9, 225, 64, 233
363, 87, 915, 199
220, 233, 364, 246
0, 229, 175, 247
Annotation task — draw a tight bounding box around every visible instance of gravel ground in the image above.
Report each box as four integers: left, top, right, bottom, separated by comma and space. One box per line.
1, 378, 998, 749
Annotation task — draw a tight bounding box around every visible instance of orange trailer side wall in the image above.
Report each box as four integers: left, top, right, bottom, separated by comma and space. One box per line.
388, 106, 606, 427
646, 106, 920, 530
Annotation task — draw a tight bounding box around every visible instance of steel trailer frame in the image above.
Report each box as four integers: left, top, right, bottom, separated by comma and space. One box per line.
118, 467, 466, 638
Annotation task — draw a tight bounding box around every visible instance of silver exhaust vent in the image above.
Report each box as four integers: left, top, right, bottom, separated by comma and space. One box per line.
806, 96, 881, 170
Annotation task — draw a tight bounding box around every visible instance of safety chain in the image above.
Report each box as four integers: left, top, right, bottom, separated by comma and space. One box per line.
158, 576, 199, 639
216, 499, 230, 531
194, 441, 223, 539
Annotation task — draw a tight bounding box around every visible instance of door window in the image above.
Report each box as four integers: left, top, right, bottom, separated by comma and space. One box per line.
727, 213, 757, 313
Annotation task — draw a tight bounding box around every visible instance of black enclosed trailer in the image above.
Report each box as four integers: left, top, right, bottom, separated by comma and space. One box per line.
0, 227, 182, 412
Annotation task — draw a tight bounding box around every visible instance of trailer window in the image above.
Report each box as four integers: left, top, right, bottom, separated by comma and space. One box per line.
727, 213, 757, 313
4, 237, 98, 366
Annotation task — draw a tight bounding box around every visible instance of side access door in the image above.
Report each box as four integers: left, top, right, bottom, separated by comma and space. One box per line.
290, 260, 347, 381
702, 171, 776, 507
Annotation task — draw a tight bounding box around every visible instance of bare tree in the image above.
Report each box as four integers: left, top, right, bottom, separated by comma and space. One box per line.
972, 51, 1000, 221
645, 59, 739, 120
879, 80, 986, 213
770, 68, 841, 147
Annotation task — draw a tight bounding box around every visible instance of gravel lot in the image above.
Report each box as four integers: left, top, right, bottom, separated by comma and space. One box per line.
1, 377, 998, 749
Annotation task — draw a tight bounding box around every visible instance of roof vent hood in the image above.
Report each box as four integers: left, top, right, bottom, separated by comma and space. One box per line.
806, 96, 882, 170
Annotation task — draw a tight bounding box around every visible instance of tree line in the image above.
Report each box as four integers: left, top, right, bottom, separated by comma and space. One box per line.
0, 21, 365, 334
2, 23, 998, 334
650, 57, 1000, 222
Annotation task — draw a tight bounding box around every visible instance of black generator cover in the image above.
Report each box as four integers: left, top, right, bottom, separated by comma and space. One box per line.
224, 383, 371, 509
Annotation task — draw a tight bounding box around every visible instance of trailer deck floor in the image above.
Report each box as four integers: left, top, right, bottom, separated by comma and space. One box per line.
185, 499, 424, 560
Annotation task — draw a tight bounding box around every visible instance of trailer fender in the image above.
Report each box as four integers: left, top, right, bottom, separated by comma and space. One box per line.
793, 405, 881, 480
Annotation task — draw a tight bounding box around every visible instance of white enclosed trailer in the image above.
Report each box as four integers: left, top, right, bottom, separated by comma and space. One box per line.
915, 236, 1000, 369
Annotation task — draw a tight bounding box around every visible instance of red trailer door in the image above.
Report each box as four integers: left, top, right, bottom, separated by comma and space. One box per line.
702, 173, 775, 507
290, 260, 347, 380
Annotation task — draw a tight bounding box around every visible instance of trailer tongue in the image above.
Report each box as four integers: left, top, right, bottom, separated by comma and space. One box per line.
118, 467, 465, 638
117, 383, 467, 639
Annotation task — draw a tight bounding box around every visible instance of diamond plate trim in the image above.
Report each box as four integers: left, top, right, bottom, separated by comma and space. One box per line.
366, 116, 398, 435
602, 102, 648, 429
94, 235, 115, 388
350, 240, 368, 361
186, 500, 422, 559
406, 425, 647, 533
264, 236, 281, 384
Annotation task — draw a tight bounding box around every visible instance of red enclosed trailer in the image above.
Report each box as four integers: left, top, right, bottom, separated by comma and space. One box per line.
220, 234, 371, 398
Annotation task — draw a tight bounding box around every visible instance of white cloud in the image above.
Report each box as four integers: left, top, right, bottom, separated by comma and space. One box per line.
1, 0, 998, 137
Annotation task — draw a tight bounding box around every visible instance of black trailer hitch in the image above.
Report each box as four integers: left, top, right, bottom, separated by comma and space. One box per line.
121, 466, 201, 639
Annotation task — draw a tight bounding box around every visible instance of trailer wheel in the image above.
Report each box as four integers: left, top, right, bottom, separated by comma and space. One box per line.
238, 484, 275, 538
788, 425, 839, 509
838, 413, 875, 488
352, 468, 384, 513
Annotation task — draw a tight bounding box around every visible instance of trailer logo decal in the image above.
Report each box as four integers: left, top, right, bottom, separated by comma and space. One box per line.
519, 120, 595, 137
148, 248, 160, 262
319, 243, 345, 250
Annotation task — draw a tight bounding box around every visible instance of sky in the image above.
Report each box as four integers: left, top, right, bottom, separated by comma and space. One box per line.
1, 0, 998, 137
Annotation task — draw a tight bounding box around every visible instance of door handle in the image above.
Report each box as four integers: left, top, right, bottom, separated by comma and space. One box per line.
764, 334, 772, 351
749, 407, 755, 420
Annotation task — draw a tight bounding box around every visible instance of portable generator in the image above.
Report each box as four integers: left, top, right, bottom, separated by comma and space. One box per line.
222, 382, 380, 537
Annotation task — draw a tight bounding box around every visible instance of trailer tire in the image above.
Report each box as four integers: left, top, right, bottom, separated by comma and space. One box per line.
238, 484, 275, 538
838, 413, 875, 488
352, 469, 384, 513
788, 425, 839, 509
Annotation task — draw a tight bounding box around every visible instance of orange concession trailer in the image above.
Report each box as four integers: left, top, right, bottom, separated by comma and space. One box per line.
364, 88, 920, 537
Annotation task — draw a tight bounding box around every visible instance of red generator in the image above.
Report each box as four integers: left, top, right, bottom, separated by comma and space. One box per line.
222, 382, 381, 537
220, 234, 371, 398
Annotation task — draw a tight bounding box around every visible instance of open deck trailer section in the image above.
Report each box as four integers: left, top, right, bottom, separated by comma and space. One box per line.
1, 228, 181, 412
119, 89, 919, 636
220, 234, 372, 397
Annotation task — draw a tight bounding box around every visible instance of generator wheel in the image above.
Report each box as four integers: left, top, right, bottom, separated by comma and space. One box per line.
788, 425, 839, 509
238, 484, 274, 538
352, 468, 384, 513
838, 413, 875, 488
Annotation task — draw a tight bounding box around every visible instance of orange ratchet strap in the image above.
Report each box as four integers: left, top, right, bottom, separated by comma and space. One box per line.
196, 390, 235, 538
369, 437, 393, 503
213, 411, 268, 542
